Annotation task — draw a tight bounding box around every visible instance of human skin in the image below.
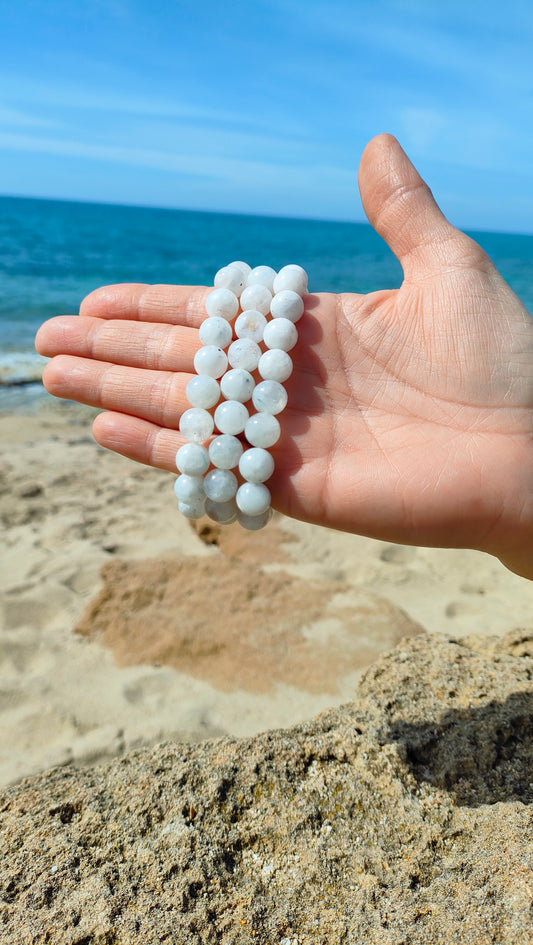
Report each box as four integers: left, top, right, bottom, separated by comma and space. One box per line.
35, 134, 533, 579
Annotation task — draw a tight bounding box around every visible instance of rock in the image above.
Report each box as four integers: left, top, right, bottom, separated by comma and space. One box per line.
1, 631, 532, 944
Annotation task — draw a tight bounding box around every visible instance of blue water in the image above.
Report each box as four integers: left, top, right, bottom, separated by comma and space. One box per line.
1, 194, 532, 408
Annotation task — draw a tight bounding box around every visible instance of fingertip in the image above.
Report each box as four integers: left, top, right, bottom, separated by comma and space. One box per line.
41, 355, 71, 395
79, 283, 148, 319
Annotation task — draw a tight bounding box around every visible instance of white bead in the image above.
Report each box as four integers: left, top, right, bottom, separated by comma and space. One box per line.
214, 399, 249, 435
270, 290, 305, 324
258, 349, 293, 383
220, 368, 255, 403
263, 318, 298, 352
205, 497, 239, 524
175, 442, 210, 476
239, 447, 275, 483
228, 260, 251, 277
214, 265, 246, 297
179, 407, 214, 443
238, 508, 273, 531
194, 345, 228, 379
186, 374, 220, 409
236, 482, 271, 516
252, 380, 288, 415
244, 413, 281, 448
246, 265, 277, 293
239, 284, 272, 316
205, 288, 239, 320
235, 309, 267, 343
228, 338, 261, 372
273, 264, 308, 296
209, 434, 243, 469
203, 468, 238, 502
199, 316, 233, 348
178, 499, 206, 520
174, 474, 205, 504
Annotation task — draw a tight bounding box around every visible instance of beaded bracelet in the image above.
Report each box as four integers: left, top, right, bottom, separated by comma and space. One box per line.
174, 261, 308, 531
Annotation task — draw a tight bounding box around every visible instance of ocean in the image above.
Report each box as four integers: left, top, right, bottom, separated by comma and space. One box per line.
1, 194, 532, 410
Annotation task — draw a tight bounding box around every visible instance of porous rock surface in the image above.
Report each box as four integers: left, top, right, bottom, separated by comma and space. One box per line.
1, 631, 533, 944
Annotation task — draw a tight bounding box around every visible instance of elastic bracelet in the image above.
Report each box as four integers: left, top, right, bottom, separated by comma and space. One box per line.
174, 261, 308, 531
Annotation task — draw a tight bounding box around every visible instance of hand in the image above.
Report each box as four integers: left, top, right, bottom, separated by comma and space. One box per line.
35, 134, 533, 577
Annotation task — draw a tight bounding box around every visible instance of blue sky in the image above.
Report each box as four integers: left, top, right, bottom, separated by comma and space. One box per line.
0, 0, 531, 232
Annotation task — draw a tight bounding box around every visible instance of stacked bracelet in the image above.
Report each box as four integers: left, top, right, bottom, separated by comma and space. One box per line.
174, 261, 308, 531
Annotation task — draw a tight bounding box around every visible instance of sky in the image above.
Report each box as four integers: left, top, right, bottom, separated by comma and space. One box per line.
0, 0, 532, 232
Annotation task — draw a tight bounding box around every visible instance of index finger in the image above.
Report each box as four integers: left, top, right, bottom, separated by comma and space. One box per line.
79, 283, 211, 329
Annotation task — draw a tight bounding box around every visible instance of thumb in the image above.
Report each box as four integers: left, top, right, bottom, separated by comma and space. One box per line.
358, 134, 466, 280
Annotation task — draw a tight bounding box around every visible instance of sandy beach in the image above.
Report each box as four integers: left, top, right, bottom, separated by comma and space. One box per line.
2, 397, 533, 790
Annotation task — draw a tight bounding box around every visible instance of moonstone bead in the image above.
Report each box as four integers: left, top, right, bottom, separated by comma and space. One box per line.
203, 468, 238, 502
214, 265, 246, 297
209, 434, 243, 469
185, 374, 220, 409
258, 349, 293, 383
238, 508, 273, 531
272, 264, 308, 296
252, 380, 288, 415
194, 345, 228, 378
199, 316, 233, 348
178, 499, 206, 520
228, 338, 261, 372
179, 407, 214, 443
220, 368, 255, 403
263, 318, 298, 352
235, 309, 267, 343
244, 412, 281, 448
205, 288, 239, 320
246, 265, 277, 293
205, 497, 239, 525
239, 284, 272, 315
174, 474, 205, 504
239, 447, 275, 483
214, 399, 249, 435
175, 442, 210, 476
236, 482, 271, 516
270, 289, 305, 323
229, 260, 251, 277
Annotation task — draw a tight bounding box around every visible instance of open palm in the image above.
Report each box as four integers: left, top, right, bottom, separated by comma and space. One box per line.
36, 135, 533, 569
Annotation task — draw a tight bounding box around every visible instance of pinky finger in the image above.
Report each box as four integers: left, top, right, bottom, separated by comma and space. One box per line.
92, 411, 183, 471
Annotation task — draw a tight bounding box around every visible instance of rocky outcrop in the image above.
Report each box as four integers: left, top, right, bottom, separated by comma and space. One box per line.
1, 631, 532, 944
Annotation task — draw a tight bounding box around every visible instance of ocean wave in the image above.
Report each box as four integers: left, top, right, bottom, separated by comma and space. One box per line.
0, 352, 48, 387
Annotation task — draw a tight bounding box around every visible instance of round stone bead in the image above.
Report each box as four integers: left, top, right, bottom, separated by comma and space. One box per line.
185, 374, 220, 409
214, 265, 246, 297
238, 507, 273, 531
203, 468, 238, 502
205, 497, 239, 525
263, 318, 298, 352
236, 482, 271, 516
228, 338, 262, 372
229, 260, 251, 277
246, 265, 277, 293
239, 447, 275, 483
175, 442, 210, 476
194, 345, 228, 379
178, 499, 206, 520
239, 284, 272, 316
252, 380, 288, 415
235, 309, 267, 343
270, 289, 305, 323
205, 288, 239, 321
272, 264, 308, 297
209, 434, 243, 469
179, 407, 214, 443
199, 316, 233, 348
174, 474, 205, 504
214, 400, 249, 435
220, 368, 255, 403
244, 412, 281, 448
258, 349, 293, 383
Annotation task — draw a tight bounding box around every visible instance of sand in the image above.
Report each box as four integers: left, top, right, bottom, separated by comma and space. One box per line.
2, 398, 533, 789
